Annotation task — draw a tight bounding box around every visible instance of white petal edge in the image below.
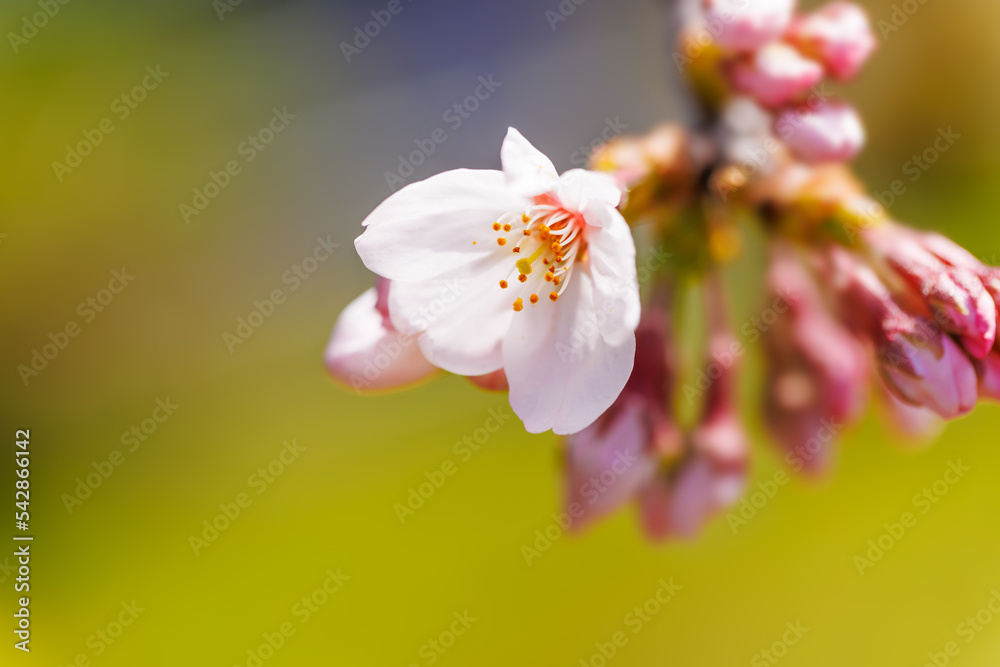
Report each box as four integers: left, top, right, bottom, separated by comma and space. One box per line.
503, 270, 636, 435
387, 252, 516, 376
355, 168, 528, 283
557, 168, 622, 214
500, 127, 560, 199
584, 202, 641, 347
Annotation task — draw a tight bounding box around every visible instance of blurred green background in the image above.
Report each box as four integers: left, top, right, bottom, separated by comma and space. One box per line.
2, 0, 1000, 664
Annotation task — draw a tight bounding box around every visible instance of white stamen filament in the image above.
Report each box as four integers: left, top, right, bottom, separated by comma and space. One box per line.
491, 203, 585, 309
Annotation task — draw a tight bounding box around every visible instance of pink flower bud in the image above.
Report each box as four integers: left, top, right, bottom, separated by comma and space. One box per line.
639, 290, 748, 540
875, 379, 944, 443
877, 316, 978, 420
467, 369, 509, 391
563, 398, 660, 532
980, 268, 1000, 315
562, 308, 680, 533
865, 225, 997, 359
975, 351, 1000, 402
325, 279, 438, 392
704, 0, 796, 52
730, 43, 824, 108
639, 455, 739, 540
763, 245, 869, 475
916, 231, 1000, 351
830, 248, 978, 419
787, 2, 876, 81
776, 101, 865, 163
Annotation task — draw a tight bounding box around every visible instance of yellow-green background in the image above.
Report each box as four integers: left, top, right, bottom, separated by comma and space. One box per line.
2, 0, 1000, 664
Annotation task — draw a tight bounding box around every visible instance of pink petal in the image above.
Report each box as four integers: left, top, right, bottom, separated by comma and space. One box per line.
564, 399, 657, 532
976, 351, 1000, 402
467, 369, 509, 391
880, 332, 978, 419
730, 43, 824, 108
776, 101, 865, 163
704, 0, 795, 52
325, 287, 438, 392
788, 2, 877, 81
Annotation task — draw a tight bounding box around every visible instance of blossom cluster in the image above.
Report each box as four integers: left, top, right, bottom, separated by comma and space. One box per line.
325, 0, 998, 540
681, 0, 874, 164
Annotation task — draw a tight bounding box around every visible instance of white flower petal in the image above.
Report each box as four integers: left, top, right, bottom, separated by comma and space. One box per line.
503, 270, 636, 435
325, 288, 438, 392
501, 128, 559, 198
584, 205, 641, 346
355, 168, 527, 283
388, 254, 515, 376
557, 169, 622, 213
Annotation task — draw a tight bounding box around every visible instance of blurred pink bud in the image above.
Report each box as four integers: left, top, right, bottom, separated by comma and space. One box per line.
878, 319, 978, 420
975, 351, 1000, 402
875, 378, 944, 443
763, 245, 869, 475
564, 399, 660, 532
787, 1, 876, 81
692, 331, 750, 475
639, 457, 727, 540
562, 310, 680, 533
865, 225, 997, 359
325, 280, 437, 392
704, 0, 796, 52
730, 43, 824, 108
776, 101, 865, 163
467, 369, 509, 392
639, 307, 748, 540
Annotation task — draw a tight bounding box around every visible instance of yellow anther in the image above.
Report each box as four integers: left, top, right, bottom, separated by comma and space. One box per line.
513, 298, 523, 312
521, 213, 530, 223
497, 237, 507, 246
518, 274, 528, 283
529, 294, 539, 304
492, 222, 501, 231
502, 223, 512, 232
499, 280, 508, 289
549, 292, 559, 302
